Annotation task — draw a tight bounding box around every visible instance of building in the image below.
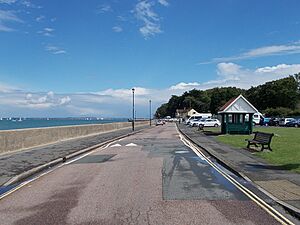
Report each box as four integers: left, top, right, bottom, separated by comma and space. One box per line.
176, 108, 199, 118
218, 95, 259, 134
187, 109, 199, 117
176, 109, 189, 118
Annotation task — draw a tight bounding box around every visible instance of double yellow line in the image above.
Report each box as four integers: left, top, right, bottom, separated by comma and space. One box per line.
177, 129, 295, 225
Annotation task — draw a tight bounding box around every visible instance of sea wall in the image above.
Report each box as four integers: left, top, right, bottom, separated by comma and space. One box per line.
0, 121, 148, 154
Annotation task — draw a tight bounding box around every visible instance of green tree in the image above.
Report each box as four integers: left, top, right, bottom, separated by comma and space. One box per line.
155, 103, 168, 118
209, 87, 244, 114
245, 76, 299, 110
155, 74, 300, 118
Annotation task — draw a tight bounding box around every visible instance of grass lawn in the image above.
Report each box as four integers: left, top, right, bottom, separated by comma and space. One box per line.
215, 127, 300, 173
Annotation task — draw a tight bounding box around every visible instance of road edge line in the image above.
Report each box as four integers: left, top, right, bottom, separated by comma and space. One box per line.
176, 123, 300, 220
2, 125, 150, 188
177, 126, 295, 225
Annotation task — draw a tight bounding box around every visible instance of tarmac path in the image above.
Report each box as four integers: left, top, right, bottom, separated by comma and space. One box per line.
0, 124, 281, 224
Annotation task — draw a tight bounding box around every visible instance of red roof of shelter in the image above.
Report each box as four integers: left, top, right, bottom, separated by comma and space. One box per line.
218, 96, 238, 112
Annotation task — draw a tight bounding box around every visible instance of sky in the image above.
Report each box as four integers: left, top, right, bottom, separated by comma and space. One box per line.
0, 0, 300, 118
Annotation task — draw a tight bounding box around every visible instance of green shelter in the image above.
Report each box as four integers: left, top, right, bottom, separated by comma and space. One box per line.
218, 95, 259, 134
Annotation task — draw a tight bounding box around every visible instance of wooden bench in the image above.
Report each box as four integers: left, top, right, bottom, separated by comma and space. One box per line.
246, 131, 274, 151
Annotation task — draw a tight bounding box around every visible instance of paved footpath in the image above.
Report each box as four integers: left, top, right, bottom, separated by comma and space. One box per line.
0, 124, 293, 224
178, 123, 300, 214
0, 125, 146, 186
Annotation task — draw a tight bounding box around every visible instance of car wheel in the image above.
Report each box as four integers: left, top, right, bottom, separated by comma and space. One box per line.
214, 124, 219, 127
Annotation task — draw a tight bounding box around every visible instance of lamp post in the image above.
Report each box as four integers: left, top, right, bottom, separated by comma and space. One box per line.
132, 88, 135, 131
149, 100, 152, 126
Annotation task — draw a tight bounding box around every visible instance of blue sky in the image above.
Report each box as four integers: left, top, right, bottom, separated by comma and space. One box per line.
0, 0, 300, 117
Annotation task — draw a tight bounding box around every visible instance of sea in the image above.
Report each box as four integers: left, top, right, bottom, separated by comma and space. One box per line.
0, 118, 129, 131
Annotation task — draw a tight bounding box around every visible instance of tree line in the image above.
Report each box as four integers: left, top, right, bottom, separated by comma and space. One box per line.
155, 73, 300, 118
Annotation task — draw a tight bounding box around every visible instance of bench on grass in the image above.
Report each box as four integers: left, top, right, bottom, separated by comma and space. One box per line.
246, 131, 274, 151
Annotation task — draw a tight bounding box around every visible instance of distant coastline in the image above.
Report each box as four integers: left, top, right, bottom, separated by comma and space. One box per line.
0, 118, 129, 131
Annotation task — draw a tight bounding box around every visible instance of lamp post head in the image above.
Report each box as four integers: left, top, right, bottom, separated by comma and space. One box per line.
132, 88, 135, 93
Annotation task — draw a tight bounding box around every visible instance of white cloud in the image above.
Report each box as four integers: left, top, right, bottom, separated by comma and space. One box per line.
35, 15, 45, 22
0, 0, 17, 4
59, 96, 71, 105
209, 62, 300, 88
20, 0, 41, 8
38, 27, 55, 36
112, 26, 123, 32
133, 0, 162, 38
217, 62, 241, 75
201, 41, 300, 64
24, 91, 71, 109
45, 45, 66, 54
0, 9, 22, 32
97, 4, 112, 13
255, 64, 300, 74
97, 87, 150, 100
0, 10, 21, 22
0, 23, 12, 31
170, 82, 201, 90
158, 0, 169, 6
0, 82, 18, 93
117, 15, 127, 22
0, 62, 299, 117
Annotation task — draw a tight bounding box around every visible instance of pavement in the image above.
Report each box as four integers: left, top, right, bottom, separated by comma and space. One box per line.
177, 123, 300, 216
0, 123, 295, 224
0, 125, 147, 186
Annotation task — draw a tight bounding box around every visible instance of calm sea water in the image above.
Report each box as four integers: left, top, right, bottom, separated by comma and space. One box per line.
0, 118, 128, 131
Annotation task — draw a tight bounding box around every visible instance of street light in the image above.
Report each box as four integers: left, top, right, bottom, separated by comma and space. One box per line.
149, 100, 152, 126
132, 88, 135, 131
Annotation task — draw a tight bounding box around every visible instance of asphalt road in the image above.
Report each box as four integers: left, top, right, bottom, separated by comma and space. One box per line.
0, 124, 281, 224
0, 125, 146, 186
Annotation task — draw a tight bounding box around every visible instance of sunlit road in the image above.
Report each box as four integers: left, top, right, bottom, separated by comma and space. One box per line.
0, 124, 279, 225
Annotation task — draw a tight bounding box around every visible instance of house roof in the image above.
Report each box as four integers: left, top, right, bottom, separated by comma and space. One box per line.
218, 94, 259, 114
176, 109, 189, 113
218, 97, 236, 112
188, 108, 198, 113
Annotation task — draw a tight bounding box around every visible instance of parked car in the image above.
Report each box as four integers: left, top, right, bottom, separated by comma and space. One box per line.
260, 117, 271, 126
156, 120, 164, 126
198, 118, 221, 127
286, 119, 300, 127
279, 118, 294, 126
185, 114, 211, 125
268, 117, 280, 126
190, 119, 206, 127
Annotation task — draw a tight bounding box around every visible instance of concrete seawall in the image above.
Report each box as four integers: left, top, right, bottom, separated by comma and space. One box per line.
0, 121, 148, 154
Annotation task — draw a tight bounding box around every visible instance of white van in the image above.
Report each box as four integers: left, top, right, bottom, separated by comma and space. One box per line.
185, 113, 212, 125
253, 113, 264, 125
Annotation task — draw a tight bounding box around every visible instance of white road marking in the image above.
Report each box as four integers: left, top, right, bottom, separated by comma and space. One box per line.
0, 138, 120, 200
125, 143, 138, 147
176, 127, 294, 225
174, 150, 190, 154
110, 144, 122, 147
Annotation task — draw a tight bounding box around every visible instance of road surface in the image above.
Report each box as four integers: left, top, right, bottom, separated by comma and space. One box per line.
0, 124, 282, 224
